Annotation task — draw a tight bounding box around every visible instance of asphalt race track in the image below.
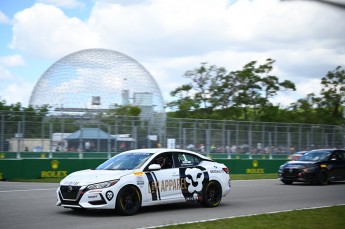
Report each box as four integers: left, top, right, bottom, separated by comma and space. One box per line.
1, 179, 345, 229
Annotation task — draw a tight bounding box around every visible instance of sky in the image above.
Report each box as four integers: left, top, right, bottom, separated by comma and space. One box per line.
0, 0, 344, 109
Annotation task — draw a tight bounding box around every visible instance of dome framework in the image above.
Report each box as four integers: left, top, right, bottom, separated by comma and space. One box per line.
29, 48, 165, 117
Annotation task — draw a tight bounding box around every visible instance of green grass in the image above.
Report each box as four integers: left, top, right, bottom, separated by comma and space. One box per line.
231, 173, 277, 180
159, 205, 345, 229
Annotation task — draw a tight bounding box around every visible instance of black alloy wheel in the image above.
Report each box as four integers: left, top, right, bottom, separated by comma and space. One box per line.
116, 185, 141, 216
281, 179, 293, 185
201, 181, 222, 207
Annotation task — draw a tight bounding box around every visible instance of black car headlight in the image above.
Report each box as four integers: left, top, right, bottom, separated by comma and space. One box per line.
278, 164, 286, 172
303, 165, 317, 173
86, 180, 119, 190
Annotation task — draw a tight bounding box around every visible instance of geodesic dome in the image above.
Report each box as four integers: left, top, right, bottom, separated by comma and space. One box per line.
29, 48, 165, 116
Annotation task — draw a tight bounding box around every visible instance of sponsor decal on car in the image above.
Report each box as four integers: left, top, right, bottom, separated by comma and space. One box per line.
88, 190, 102, 193
62, 180, 79, 186
147, 177, 188, 193
210, 170, 223, 173
88, 195, 98, 199
106, 191, 114, 201
180, 166, 209, 202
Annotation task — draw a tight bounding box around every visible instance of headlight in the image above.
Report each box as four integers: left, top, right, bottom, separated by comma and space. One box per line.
303, 165, 316, 173
86, 180, 119, 190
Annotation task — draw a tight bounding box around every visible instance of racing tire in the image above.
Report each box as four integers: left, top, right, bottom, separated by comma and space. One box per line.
281, 179, 293, 185
316, 171, 329, 185
201, 181, 222, 208
116, 185, 141, 216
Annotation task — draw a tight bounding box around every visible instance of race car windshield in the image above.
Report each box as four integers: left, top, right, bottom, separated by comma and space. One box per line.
297, 151, 331, 162
96, 152, 154, 170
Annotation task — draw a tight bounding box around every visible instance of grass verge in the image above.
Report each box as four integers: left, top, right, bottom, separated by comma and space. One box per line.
159, 205, 345, 229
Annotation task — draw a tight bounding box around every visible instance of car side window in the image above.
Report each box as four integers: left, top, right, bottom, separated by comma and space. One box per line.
177, 153, 201, 167
330, 151, 345, 161
341, 152, 345, 161
150, 153, 174, 169
335, 151, 345, 161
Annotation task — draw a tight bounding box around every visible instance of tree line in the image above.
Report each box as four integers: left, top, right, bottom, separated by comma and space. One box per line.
0, 58, 344, 125
166, 59, 345, 125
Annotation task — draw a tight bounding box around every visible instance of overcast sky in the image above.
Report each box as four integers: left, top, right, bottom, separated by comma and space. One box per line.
0, 0, 344, 109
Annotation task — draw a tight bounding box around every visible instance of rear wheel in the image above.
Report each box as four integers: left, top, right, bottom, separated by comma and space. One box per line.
201, 181, 222, 207
116, 185, 141, 216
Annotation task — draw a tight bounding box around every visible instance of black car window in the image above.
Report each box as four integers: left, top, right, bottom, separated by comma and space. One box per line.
150, 153, 174, 169
332, 151, 345, 161
298, 151, 331, 161
339, 151, 345, 161
177, 153, 201, 167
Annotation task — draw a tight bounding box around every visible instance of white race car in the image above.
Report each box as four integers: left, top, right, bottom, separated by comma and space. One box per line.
56, 148, 231, 215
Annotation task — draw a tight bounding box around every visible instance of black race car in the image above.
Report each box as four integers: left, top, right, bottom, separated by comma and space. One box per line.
278, 149, 345, 185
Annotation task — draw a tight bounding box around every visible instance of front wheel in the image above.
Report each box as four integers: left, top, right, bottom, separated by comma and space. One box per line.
281, 179, 293, 185
201, 181, 222, 208
316, 171, 329, 185
116, 185, 141, 216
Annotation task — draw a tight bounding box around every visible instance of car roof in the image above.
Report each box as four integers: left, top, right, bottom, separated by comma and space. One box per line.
307, 149, 342, 153
122, 148, 212, 160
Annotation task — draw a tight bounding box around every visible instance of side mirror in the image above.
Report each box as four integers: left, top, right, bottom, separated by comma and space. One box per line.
148, 164, 161, 171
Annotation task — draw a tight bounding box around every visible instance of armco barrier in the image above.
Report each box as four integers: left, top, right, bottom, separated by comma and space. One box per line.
0, 158, 288, 181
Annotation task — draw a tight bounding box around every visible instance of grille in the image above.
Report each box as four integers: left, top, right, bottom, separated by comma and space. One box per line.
283, 168, 301, 178
60, 186, 82, 200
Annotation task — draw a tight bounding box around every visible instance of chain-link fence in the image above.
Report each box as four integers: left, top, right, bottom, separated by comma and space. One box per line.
0, 111, 344, 159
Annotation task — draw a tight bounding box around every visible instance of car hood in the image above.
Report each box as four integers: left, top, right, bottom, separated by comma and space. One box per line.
284, 160, 316, 167
60, 169, 134, 186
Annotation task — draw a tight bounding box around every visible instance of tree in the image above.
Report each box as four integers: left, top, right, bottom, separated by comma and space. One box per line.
319, 66, 345, 124
167, 63, 226, 117
107, 104, 141, 117
289, 93, 325, 123
167, 59, 296, 121
211, 59, 296, 121
0, 100, 50, 151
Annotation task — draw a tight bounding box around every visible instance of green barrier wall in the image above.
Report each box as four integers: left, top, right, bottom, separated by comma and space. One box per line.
0, 158, 289, 180
0, 152, 291, 160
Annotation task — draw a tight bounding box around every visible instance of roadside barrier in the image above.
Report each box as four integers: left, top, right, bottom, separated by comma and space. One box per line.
0, 158, 288, 180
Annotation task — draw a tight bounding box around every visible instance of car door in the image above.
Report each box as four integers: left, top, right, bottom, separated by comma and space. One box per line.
336, 151, 345, 179
328, 150, 345, 180
175, 152, 209, 202
143, 152, 181, 202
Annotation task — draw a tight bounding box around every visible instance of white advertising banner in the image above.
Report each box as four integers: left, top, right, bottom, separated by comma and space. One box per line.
167, 139, 176, 149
